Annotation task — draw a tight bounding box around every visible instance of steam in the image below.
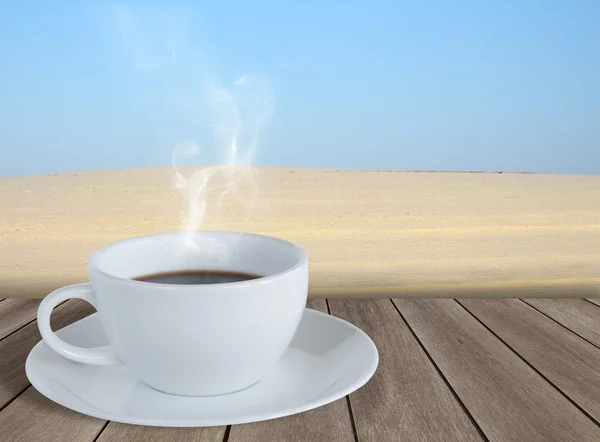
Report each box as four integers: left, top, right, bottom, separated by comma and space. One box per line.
110, 4, 183, 71
172, 72, 273, 249
109, 5, 273, 251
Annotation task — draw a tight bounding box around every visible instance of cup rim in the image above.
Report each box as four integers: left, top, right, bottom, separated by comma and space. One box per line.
88, 231, 308, 290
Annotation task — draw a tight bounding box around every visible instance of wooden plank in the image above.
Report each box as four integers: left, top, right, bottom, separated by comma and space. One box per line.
0, 387, 105, 442
228, 298, 356, 442
395, 299, 600, 441
460, 299, 600, 422
0, 298, 39, 339
96, 423, 225, 442
587, 299, 600, 307
523, 298, 600, 347
327, 299, 482, 442
0, 299, 95, 409
1, 168, 599, 300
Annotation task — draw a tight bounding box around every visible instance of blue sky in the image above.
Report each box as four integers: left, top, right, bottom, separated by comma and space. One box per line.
0, 1, 598, 176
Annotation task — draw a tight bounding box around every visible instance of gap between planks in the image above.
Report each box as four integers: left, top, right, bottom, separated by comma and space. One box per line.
459, 299, 600, 425
3, 297, 600, 441
585, 299, 600, 307
0, 299, 95, 409
0, 298, 41, 342
327, 298, 360, 442
0, 300, 104, 441
328, 298, 484, 441
394, 298, 600, 441
521, 299, 600, 350
389, 299, 488, 442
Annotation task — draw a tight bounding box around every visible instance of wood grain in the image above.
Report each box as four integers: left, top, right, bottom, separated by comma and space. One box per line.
327, 298, 482, 442
523, 299, 600, 347
0, 299, 95, 409
1, 168, 599, 299
0, 387, 105, 442
0, 298, 39, 339
395, 299, 600, 441
460, 299, 600, 421
2, 298, 600, 440
97, 423, 225, 442
228, 298, 356, 442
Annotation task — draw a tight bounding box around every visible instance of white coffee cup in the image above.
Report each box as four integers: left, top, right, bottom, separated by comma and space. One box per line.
37, 231, 309, 396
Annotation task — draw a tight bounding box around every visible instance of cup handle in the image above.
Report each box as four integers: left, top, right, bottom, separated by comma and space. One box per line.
37, 283, 121, 366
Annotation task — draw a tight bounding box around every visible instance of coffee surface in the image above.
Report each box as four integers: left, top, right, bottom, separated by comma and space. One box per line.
134, 270, 262, 285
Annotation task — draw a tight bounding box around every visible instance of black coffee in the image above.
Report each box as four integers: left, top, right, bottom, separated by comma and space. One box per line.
133, 270, 262, 285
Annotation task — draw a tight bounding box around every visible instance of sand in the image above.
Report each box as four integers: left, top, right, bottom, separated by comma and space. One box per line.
0, 167, 598, 299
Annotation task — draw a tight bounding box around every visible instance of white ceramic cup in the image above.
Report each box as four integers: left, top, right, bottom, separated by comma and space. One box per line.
37, 231, 309, 396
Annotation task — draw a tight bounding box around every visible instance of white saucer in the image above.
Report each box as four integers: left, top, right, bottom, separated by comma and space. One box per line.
26, 308, 378, 427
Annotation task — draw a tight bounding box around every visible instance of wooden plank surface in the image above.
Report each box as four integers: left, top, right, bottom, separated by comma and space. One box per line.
0, 299, 95, 409
0, 387, 105, 442
96, 423, 225, 442
2, 298, 600, 440
460, 299, 600, 422
328, 298, 483, 442
0, 298, 39, 339
1, 168, 599, 300
228, 298, 356, 442
523, 299, 600, 347
394, 299, 600, 441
